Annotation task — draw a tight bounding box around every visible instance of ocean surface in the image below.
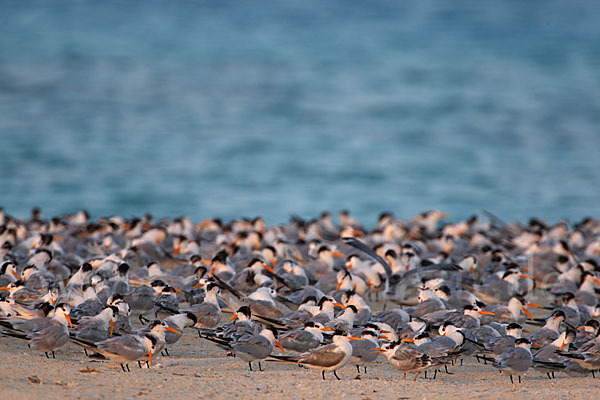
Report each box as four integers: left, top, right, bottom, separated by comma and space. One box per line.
1, 1, 600, 226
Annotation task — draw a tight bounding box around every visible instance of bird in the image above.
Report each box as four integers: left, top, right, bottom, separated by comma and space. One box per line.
0, 302, 72, 359
485, 338, 533, 383
184, 282, 222, 328
349, 329, 380, 374
71, 320, 181, 371
201, 325, 284, 371
268, 329, 364, 380
374, 339, 447, 381
279, 321, 325, 353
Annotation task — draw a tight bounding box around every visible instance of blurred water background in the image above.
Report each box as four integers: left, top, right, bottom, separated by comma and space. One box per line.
1, 0, 600, 226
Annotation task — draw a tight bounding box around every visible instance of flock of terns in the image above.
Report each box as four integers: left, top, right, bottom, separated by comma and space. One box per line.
2, 207, 600, 384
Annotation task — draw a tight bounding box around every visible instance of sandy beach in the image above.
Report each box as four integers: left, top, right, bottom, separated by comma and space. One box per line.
2, 301, 599, 400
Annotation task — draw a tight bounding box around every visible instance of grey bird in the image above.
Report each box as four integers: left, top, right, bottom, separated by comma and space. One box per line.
268, 330, 364, 380
491, 338, 533, 384
0, 303, 72, 359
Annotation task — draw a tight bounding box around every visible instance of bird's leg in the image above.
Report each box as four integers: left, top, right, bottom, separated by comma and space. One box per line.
474, 355, 480, 363
383, 301, 387, 312
52, 351, 55, 359
146, 361, 150, 368
518, 375, 521, 384
164, 348, 170, 356
126, 364, 131, 372
551, 371, 555, 379
444, 365, 453, 374
433, 370, 438, 380
258, 361, 263, 372
138, 361, 142, 368
364, 366, 367, 374
356, 365, 360, 373
333, 370, 341, 380
593, 370, 596, 378
460, 358, 463, 366
322, 371, 326, 380
413, 371, 421, 381
248, 362, 253, 371
121, 364, 126, 372
451, 359, 455, 365
546, 373, 551, 380
45, 352, 50, 359
161, 351, 166, 357
510, 374, 514, 384
84, 349, 88, 356
424, 371, 428, 379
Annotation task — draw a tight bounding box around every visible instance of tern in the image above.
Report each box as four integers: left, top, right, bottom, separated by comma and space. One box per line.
269, 329, 364, 380
0, 303, 72, 358
71, 320, 181, 371
201, 325, 284, 371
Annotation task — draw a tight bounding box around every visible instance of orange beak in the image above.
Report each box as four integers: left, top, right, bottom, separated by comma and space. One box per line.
275, 341, 285, 353
526, 303, 544, 308
377, 335, 387, 339
332, 251, 345, 258
593, 278, 600, 286
336, 281, 343, 291
65, 314, 73, 328
346, 262, 353, 269
193, 282, 204, 289
470, 265, 475, 274
577, 326, 586, 330
263, 265, 276, 274
0, 287, 10, 291
519, 274, 534, 279
165, 326, 182, 335
370, 347, 386, 353
531, 343, 542, 348
379, 329, 392, 334
209, 267, 216, 277
522, 307, 534, 321
272, 258, 277, 267
478, 311, 495, 316
109, 319, 114, 337
12, 270, 20, 281
320, 327, 335, 332
333, 303, 346, 309
348, 336, 364, 341
559, 341, 567, 351
229, 315, 238, 322
173, 246, 180, 255
522, 329, 531, 334
402, 338, 415, 343
148, 350, 152, 368
173, 287, 183, 293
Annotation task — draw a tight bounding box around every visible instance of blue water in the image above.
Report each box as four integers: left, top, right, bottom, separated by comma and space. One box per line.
1, 1, 600, 225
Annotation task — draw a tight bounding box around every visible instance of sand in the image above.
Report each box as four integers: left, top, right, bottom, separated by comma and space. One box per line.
2, 303, 599, 400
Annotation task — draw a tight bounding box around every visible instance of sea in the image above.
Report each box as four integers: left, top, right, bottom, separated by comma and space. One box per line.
1, 0, 600, 227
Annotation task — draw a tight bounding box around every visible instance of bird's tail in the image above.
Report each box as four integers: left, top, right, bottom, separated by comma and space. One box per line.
555, 351, 584, 360
265, 354, 299, 364
533, 359, 566, 369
